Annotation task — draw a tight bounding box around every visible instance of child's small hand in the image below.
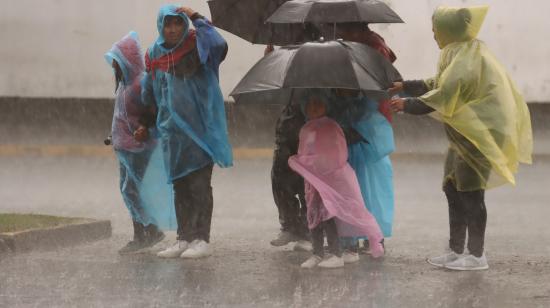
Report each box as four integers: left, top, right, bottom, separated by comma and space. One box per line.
388, 82, 404, 96
176, 7, 196, 17
390, 97, 406, 113
133, 126, 149, 142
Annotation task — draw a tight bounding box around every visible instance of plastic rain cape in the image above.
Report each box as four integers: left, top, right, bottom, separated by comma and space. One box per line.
334, 97, 395, 237
420, 6, 533, 191
294, 90, 394, 237
142, 5, 232, 183
288, 116, 384, 245
105, 31, 176, 230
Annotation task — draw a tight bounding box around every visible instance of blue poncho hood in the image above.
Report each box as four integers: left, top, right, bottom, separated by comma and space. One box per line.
141, 6, 233, 182
154, 5, 191, 53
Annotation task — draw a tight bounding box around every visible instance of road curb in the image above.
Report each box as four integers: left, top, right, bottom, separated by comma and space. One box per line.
0, 145, 277, 159
1, 145, 548, 161
0, 219, 112, 254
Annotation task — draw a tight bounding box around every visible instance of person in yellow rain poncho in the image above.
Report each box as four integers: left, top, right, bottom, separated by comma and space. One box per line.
390, 5, 533, 271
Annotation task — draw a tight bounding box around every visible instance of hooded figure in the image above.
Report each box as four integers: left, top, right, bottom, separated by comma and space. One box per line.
142, 5, 231, 259
422, 6, 532, 190
332, 95, 395, 242
289, 90, 384, 268
105, 31, 175, 254
269, 24, 398, 251
142, 5, 232, 182
391, 6, 533, 271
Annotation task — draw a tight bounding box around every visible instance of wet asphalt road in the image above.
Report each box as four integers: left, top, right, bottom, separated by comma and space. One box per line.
0, 156, 549, 307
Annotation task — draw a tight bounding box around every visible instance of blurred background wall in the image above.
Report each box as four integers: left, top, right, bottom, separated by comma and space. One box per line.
1, 0, 549, 102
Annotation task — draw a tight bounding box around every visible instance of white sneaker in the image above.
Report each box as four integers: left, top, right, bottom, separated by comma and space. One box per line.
318, 255, 345, 268
180, 240, 212, 259
342, 251, 360, 264
156, 240, 188, 258
427, 252, 463, 268
445, 254, 489, 271
293, 240, 313, 252
301, 255, 322, 269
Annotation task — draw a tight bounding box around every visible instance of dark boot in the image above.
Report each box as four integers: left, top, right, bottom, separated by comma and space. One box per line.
144, 224, 165, 247
118, 221, 146, 255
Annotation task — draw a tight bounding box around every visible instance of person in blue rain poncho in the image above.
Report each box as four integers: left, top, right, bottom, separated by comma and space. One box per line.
141, 5, 232, 259
330, 90, 395, 264
104, 31, 176, 254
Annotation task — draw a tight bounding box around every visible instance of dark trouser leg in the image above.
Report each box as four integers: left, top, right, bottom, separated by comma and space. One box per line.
132, 221, 145, 242
443, 128, 490, 257
324, 219, 342, 257
311, 224, 325, 258
296, 193, 309, 239
340, 237, 359, 253
173, 180, 186, 240
461, 190, 487, 257
144, 223, 163, 240
173, 164, 214, 243
444, 181, 467, 254
272, 153, 308, 239
197, 173, 214, 242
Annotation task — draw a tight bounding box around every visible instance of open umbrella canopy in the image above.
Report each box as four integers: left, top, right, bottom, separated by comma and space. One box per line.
207, 0, 320, 45
230, 39, 402, 104
267, 0, 404, 24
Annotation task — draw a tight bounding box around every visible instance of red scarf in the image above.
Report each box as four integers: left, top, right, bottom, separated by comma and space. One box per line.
361, 30, 397, 123
145, 30, 197, 79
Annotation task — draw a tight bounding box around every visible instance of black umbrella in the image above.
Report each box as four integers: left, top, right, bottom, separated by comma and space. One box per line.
207, 0, 320, 45
230, 39, 402, 104
267, 0, 404, 24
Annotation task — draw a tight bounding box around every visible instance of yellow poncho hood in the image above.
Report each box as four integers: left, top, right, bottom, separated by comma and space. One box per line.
420, 6, 533, 190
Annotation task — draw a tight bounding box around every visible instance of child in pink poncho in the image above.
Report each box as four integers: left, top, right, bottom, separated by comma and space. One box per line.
288, 91, 384, 269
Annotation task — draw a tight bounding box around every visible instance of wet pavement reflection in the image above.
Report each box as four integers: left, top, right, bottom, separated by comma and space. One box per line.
1, 157, 549, 307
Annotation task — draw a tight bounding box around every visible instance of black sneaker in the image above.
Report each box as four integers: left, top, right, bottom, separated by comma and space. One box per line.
118, 240, 147, 255
270, 231, 298, 247
144, 229, 165, 248
358, 239, 384, 255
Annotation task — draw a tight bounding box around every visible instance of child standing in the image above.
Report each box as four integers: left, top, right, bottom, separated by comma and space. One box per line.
105, 31, 168, 254
288, 90, 385, 269
269, 22, 398, 253
390, 6, 533, 270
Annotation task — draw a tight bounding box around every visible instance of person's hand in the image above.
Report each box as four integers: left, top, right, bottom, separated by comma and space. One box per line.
133, 126, 149, 142
390, 97, 406, 113
176, 7, 196, 17
388, 81, 404, 96
264, 44, 274, 56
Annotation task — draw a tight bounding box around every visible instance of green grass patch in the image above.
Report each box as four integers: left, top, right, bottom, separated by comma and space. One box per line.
0, 214, 85, 233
